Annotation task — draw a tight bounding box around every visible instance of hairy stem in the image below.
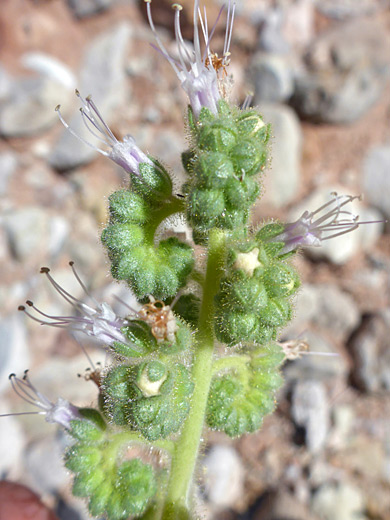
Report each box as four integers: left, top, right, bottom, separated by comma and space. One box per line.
161, 229, 227, 520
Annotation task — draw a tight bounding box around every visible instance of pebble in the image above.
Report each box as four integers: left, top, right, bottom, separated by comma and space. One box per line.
25, 433, 70, 495
291, 380, 329, 453
0, 76, 72, 137
252, 53, 294, 103
0, 402, 26, 478
3, 206, 51, 262
362, 146, 390, 219
67, 0, 113, 19
21, 53, 77, 90
0, 481, 60, 520
49, 23, 132, 170
0, 314, 30, 394
261, 103, 302, 208
202, 444, 245, 510
252, 489, 316, 520
0, 64, 11, 101
349, 310, 390, 392
0, 152, 17, 197
311, 482, 365, 520
292, 18, 390, 123
288, 283, 360, 341
48, 216, 70, 259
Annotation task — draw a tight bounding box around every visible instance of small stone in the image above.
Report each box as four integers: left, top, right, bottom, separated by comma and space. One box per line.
261, 103, 302, 207
48, 216, 70, 258
287, 283, 360, 341
292, 380, 329, 453
292, 18, 390, 123
252, 53, 294, 103
25, 433, 70, 495
362, 146, 390, 219
0, 64, 12, 101
3, 207, 50, 262
349, 310, 390, 392
49, 23, 131, 170
0, 481, 60, 520
253, 489, 316, 520
311, 482, 365, 520
0, 76, 72, 137
309, 285, 360, 340
0, 152, 17, 197
202, 445, 245, 510
0, 402, 26, 477
67, 0, 112, 19
21, 52, 76, 90
0, 314, 30, 393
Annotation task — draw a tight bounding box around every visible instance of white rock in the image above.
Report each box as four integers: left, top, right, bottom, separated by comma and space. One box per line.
0, 314, 30, 393
0, 402, 26, 477
292, 380, 329, 453
202, 445, 244, 510
3, 206, 50, 261
312, 482, 365, 520
21, 52, 76, 89
261, 103, 302, 207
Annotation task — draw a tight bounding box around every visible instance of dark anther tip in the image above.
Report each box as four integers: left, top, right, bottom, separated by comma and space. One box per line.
8, 373, 16, 380
69, 261, 74, 266
55, 104, 61, 111
26, 300, 33, 307
18, 305, 25, 311
40, 267, 50, 274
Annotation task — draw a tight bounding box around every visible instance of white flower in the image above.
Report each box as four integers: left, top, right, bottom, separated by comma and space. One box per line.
145, 0, 235, 117
56, 91, 152, 177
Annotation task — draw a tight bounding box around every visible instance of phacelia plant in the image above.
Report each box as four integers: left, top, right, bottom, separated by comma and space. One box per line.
3, 2, 369, 519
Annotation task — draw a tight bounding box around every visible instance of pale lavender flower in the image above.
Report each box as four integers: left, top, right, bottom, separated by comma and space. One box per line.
145, 0, 235, 118
55, 91, 152, 177
18, 262, 132, 349
274, 193, 380, 255
1, 371, 79, 429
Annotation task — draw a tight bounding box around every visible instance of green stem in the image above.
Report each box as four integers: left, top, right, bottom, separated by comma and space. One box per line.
144, 197, 186, 243
161, 229, 227, 520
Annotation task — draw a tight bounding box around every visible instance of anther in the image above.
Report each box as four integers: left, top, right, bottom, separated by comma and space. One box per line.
55, 105, 61, 111
172, 3, 183, 11
69, 261, 74, 267
40, 267, 50, 274
9, 373, 16, 380
18, 306, 25, 311
26, 300, 33, 307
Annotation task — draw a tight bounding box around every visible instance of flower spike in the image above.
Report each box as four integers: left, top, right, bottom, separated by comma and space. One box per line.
2, 371, 80, 429
145, 0, 235, 118
18, 262, 139, 350
56, 92, 152, 178
274, 193, 382, 254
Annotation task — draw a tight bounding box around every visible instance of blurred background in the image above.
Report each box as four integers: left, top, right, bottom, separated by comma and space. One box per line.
0, 0, 390, 519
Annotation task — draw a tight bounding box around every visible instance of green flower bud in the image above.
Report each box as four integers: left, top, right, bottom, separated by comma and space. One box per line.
258, 297, 291, 327
263, 263, 300, 298
188, 188, 226, 228
101, 223, 144, 252
236, 110, 269, 141
129, 364, 194, 440
231, 139, 266, 177
194, 152, 234, 188
108, 190, 149, 224
224, 177, 260, 209
219, 272, 268, 313
65, 444, 102, 473
131, 159, 173, 202
197, 119, 237, 152
137, 361, 168, 397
